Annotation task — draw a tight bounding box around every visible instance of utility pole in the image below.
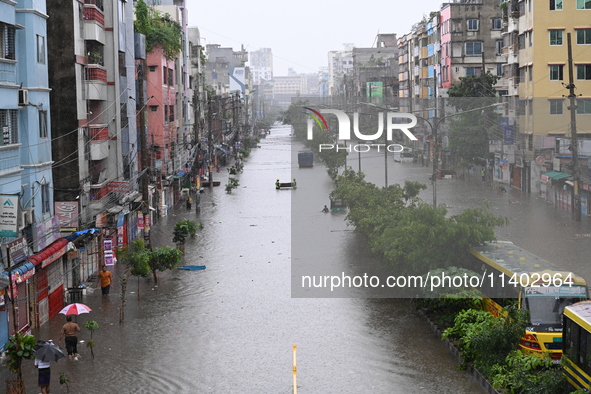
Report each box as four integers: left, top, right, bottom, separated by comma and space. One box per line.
138, 59, 151, 247
207, 94, 213, 188
566, 33, 581, 221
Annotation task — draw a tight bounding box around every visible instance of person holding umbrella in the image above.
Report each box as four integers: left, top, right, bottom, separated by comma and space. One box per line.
58, 316, 81, 361
35, 339, 65, 394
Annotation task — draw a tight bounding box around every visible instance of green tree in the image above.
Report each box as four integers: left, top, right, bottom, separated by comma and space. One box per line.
448, 72, 502, 167
149, 245, 183, 283
330, 168, 507, 274
83, 320, 99, 360
4, 333, 36, 393
116, 239, 151, 323
134, 0, 182, 59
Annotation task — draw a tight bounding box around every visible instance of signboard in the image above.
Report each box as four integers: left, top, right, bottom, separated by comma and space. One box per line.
104, 238, 114, 266
41, 244, 67, 269
55, 201, 79, 230
229, 67, 246, 94
366, 82, 383, 105
0, 195, 19, 237
108, 181, 130, 193
8, 237, 29, 265
137, 212, 144, 230
12, 267, 35, 284
96, 211, 107, 228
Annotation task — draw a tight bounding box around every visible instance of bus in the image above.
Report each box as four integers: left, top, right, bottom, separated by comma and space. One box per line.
563, 300, 591, 391
465, 241, 588, 363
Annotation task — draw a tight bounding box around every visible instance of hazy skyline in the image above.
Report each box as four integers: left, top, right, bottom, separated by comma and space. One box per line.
189, 0, 445, 76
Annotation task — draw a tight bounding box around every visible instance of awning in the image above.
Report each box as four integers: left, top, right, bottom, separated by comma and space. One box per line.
541, 171, 570, 181
1, 261, 36, 286
27, 238, 69, 268
65, 228, 100, 242
217, 147, 230, 154
173, 170, 187, 179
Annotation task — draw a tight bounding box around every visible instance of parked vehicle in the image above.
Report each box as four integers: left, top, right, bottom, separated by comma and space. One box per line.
298, 151, 314, 167
463, 241, 588, 364
563, 300, 591, 390
393, 147, 414, 163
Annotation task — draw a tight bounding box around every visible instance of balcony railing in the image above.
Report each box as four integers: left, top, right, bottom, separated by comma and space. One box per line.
83, 6, 105, 26
90, 125, 109, 140
90, 184, 109, 202
85, 66, 107, 82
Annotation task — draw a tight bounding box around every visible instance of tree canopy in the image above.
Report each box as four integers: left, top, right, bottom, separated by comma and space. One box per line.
331, 168, 507, 274
134, 0, 182, 60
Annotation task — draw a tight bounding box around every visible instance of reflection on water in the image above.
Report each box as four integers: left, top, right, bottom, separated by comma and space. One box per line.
3, 125, 483, 393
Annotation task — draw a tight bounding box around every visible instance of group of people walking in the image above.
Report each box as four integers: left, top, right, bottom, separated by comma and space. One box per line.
34, 264, 113, 393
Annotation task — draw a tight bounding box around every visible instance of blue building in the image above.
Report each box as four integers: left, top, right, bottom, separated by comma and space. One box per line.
0, 0, 54, 345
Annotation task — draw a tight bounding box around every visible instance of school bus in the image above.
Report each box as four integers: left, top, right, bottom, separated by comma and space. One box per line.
563, 300, 591, 390
465, 241, 588, 363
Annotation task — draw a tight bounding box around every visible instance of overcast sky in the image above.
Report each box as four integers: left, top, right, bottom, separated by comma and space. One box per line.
189, 0, 445, 76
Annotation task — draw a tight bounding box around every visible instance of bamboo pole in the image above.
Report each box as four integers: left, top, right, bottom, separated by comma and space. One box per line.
292, 344, 297, 394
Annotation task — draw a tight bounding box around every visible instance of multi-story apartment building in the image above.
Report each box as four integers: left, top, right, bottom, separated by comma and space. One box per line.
328, 44, 354, 96
352, 34, 399, 102
47, 0, 138, 318
439, 0, 505, 94
249, 48, 273, 86
513, 0, 591, 212
0, 0, 55, 340
205, 44, 248, 95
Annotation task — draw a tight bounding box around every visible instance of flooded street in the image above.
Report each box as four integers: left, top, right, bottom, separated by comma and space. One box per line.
7, 123, 587, 393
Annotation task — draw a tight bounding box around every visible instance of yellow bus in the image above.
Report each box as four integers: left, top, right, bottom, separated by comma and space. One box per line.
563, 300, 591, 390
466, 241, 588, 363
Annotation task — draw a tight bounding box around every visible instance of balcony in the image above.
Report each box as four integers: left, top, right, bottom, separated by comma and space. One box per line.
83, 5, 105, 26
90, 124, 109, 140
85, 66, 107, 100
89, 181, 109, 202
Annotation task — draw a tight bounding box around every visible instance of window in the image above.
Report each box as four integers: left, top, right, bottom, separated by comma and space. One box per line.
149, 105, 158, 112
577, 29, 591, 45
550, 0, 563, 10
466, 42, 482, 56
578, 99, 591, 114
168, 67, 174, 85
492, 18, 502, 30
529, 65, 533, 81
528, 134, 533, 151
496, 40, 504, 55
467, 19, 479, 31
528, 101, 533, 115
519, 67, 525, 82
0, 109, 18, 145
577, 0, 591, 9
169, 105, 174, 122
550, 100, 563, 115
550, 65, 564, 80
578, 64, 591, 79
0, 23, 16, 60
41, 184, 50, 214
39, 110, 48, 138
550, 30, 563, 45
497, 63, 503, 76
163, 67, 167, 84
466, 67, 481, 76
529, 31, 533, 47
518, 34, 526, 50
36, 35, 45, 64
164, 105, 168, 122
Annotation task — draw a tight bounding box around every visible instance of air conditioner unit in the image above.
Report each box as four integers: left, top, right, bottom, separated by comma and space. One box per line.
18, 89, 29, 106
19, 211, 27, 230
25, 209, 34, 225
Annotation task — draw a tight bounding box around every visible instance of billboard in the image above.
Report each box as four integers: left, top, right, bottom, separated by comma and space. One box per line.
0, 195, 19, 237
366, 82, 383, 105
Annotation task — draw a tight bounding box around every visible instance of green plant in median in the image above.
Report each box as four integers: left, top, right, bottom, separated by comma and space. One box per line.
173, 219, 202, 245
4, 332, 36, 393
149, 245, 183, 283
442, 305, 529, 377
84, 320, 99, 359
225, 177, 240, 193
491, 350, 565, 394
59, 372, 70, 392
117, 239, 151, 323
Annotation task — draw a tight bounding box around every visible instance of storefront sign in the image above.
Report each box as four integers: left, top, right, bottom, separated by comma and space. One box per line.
41, 245, 67, 269
8, 237, 29, 265
55, 201, 79, 230
12, 267, 35, 284
138, 213, 144, 230
0, 195, 19, 238
104, 238, 114, 266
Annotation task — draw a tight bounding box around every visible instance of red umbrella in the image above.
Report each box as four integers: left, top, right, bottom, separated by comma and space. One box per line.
59, 303, 92, 315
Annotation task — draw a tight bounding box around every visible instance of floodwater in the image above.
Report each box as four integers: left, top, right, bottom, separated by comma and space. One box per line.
15, 124, 582, 393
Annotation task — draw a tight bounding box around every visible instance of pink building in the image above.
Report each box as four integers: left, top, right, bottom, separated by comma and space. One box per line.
146, 46, 177, 180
